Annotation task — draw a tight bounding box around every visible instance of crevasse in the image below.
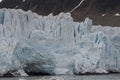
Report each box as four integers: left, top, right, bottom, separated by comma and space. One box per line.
0, 8, 120, 76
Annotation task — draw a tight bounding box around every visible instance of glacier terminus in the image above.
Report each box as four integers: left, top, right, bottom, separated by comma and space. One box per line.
0, 9, 120, 76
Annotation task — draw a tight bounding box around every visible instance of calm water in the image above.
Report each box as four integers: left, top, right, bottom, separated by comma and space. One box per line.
0, 74, 120, 80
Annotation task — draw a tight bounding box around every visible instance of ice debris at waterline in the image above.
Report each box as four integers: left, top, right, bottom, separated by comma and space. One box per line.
0, 8, 120, 76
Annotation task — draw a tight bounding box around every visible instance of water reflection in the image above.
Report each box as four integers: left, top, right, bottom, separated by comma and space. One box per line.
0, 74, 120, 80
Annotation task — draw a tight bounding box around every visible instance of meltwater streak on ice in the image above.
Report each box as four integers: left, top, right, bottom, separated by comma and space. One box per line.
0, 8, 120, 76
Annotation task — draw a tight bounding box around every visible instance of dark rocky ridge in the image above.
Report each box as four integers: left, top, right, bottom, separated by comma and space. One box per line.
0, 0, 120, 26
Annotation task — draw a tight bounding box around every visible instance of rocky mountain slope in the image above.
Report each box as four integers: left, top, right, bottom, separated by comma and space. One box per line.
0, 0, 120, 26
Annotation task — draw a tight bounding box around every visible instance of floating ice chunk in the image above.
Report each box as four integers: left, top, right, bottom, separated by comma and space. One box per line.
23, 0, 25, 2
115, 13, 120, 16
102, 14, 106, 16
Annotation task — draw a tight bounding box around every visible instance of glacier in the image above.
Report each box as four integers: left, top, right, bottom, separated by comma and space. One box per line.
0, 8, 120, 76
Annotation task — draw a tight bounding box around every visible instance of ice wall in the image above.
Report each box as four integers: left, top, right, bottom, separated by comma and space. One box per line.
0, 8, 120, 76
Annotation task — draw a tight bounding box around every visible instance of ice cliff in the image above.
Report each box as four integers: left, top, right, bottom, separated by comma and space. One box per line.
0, 8, 120, 76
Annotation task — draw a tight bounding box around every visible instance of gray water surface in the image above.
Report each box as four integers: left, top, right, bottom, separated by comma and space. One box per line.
0, 74, 120, 80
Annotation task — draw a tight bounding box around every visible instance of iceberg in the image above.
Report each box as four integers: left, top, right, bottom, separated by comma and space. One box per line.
0, 8, 120, 76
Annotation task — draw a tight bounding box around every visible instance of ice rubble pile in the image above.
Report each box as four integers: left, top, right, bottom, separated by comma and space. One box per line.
0, 8, 120, 76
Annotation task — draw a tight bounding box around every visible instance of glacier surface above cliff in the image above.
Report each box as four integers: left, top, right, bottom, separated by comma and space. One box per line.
0, 8, 120, 76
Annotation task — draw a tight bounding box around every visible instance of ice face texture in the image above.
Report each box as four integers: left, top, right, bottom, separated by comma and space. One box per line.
0, 8, 120, 76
